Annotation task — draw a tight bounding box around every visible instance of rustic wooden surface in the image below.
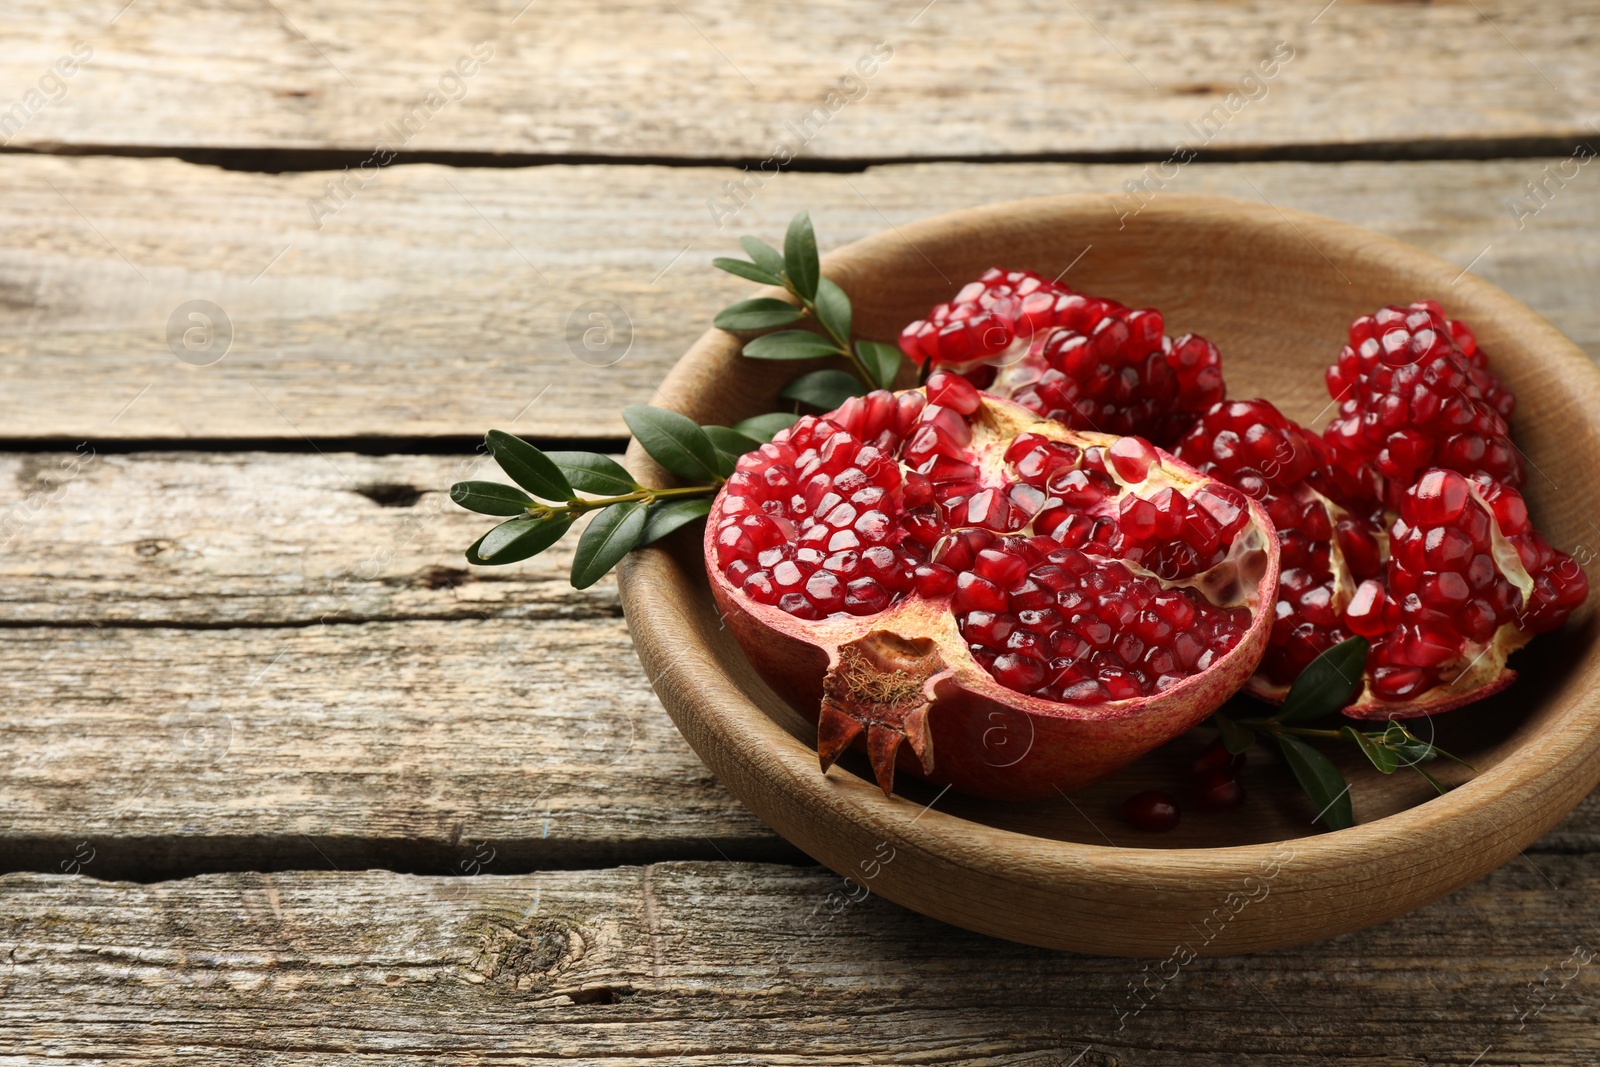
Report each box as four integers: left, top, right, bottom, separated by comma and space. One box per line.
3, 862, 1599, 1065
2, 0, 1595, 158
0, 157, 1596, 441
3, 0, 1599, 1059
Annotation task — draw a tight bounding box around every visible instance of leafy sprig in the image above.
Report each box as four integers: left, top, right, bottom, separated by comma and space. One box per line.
1211, 636, 1477, 831
713, 211, 905, 399
451, 210, 891, 587
450, 407, 792, 587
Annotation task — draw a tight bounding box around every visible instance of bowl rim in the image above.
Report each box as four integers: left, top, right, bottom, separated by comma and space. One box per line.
619, 192, 1600, 952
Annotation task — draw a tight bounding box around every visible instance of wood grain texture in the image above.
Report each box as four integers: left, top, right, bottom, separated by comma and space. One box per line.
2, 445, 1600, 884
622, 193, 1600, 954
0, 156, 1596, 441
3, 1, 1596, 157
0, 451, 610, 625
2, 862, 1598, 1063
0, 616, 798, 879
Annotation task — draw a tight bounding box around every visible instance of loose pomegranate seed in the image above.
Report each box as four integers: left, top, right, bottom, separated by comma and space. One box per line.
1191, 737, 1245, 777
1194, 767, 1246, 811
1122, 789, 1181, 832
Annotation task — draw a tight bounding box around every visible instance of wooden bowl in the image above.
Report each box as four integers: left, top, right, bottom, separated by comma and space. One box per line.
617, 194, 1600, 956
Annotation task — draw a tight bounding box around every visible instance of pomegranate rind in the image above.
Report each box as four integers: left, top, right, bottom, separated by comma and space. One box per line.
705, 392, 1280, 802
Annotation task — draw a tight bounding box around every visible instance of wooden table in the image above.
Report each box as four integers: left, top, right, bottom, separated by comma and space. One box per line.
2, 2, 1597, 1062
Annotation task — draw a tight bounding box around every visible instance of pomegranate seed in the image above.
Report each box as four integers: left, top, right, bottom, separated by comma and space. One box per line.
1194, 768, 1245, 811
1122, 790, 1181, 832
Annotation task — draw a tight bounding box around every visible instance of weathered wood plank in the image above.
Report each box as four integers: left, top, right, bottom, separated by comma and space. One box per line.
4, 448, 1600, 876
0, 155, 1594, 441
4, 1, 1596, 158
0, 452, 609, 626
0, 617, 800, 879
2, 862, 1598, 1062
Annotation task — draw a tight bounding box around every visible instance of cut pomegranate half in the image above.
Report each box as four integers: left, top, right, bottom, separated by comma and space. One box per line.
706, 376, 1279, 801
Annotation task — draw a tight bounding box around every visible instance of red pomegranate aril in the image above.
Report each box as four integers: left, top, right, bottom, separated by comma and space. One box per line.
1122, 789, 1181, 832
926, 370, 982, 414
1194, 768, 1246, 811
1191, 737, 1245, 776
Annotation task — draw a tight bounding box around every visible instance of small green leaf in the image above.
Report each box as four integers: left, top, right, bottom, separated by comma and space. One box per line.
1273, 635, 1369, 724
714, 297, 804, 332
638, 497, 713, 546
1341, 726, 1399, 774
702, 425, 762, 458
784, 210, 820, 300
1276, 734, 1353, 830
485, 430, 573, 502
743, 329, 842, 361
740, 236, 786, 277
450, 480, 532, 516
733, 412, 800, 442
712, 257, 783, 287
1214, 713, 1256, 755
780, 369, 868, 410
544, 452, 638, 496
621, 405, 722, 483
813, 277, 852, 345
571, 500, 649, 589
467, 515, 574, 566
856, 340, 904, 390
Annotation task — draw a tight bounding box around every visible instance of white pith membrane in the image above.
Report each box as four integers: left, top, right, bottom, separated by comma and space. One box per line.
707, 390, 1277, 794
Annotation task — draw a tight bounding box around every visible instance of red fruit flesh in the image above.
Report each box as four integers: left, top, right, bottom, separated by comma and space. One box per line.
1173, 307, 1587, 718
1174, 399, 1383, 690
707, 383, 1280, 800
1323, 301, 1520, 508
898, 269, 1224, 445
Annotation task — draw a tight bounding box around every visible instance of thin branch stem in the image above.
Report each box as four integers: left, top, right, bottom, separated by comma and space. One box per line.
529, 482, 718, 520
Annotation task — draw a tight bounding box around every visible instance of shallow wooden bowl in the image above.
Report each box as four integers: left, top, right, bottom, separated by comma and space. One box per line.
618, 194, 1600, 956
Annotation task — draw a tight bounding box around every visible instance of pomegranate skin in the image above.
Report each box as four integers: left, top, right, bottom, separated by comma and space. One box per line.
705, 393, 1280, 802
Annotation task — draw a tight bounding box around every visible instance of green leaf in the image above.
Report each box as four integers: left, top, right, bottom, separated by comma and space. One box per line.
544, 452, 638, 496
1276, 734, 1353, 830
621, 405, 722, 483
714, 297, 804, 332
467, 515, 574, 566
702, 425, 762, 458
1341, 726, 1399, 774
1273, 635, 1369, 724
1381, 723, 1434, 763
449, 480, 532, 516
485, 430, 573, 502
740, 236, 786, 277
856, 340, 904, 390
784, 210, 819, 300
638, 497, 713, 547
732, 411, 800, 442
743, 329, 842, 361
712, 256, 783, 287
813, 276, 852, 345
571, 500, 649, 589
780, 369, 868, 410
1214, 713, 1256, 755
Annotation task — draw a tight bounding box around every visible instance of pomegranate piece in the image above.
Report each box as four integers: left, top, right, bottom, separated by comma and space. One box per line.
1176, 394, 1586, 717
706, 384, 1279, 801
1174, 398, 1383, 691
1323, 300, 1521, 507
898, 269, 1225, 446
